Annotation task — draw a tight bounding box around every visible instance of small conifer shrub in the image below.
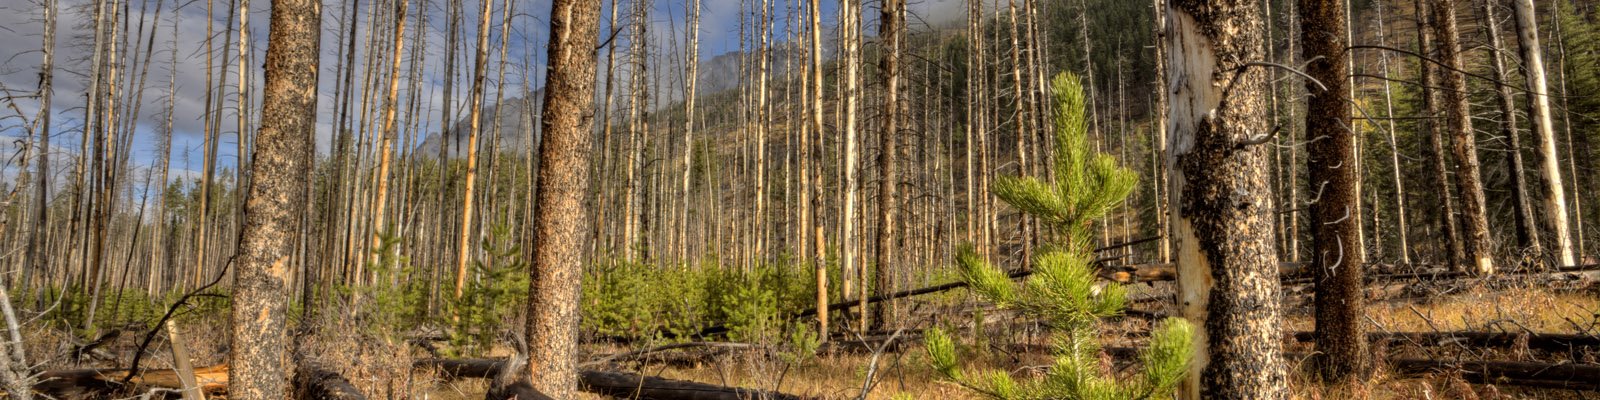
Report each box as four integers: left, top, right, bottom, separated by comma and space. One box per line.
924, 72, 1193, 400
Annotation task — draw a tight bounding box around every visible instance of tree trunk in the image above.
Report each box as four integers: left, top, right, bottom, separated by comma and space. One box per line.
872, 0, 902, 332
24, 0, 57, 298
372, 0, 409, 257
1164, 0, 1286, 398
838, 0, 864, 334
1483, 0, 1540, 253
807, 0, 826, 340
524, 0, 601, 396
229, 0, 319, 395
1301, 0, 1368, 382
1416, 0, 1463, 267
453, 0, 494, 300
1432, 0, 1495, 275
1511, 0, 1575, 267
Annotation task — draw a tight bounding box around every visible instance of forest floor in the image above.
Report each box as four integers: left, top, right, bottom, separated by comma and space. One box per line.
416, 279, 1598, 399
18, 277, 1597, 399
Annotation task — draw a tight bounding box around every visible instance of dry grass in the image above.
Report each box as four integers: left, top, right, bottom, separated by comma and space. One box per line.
14, 280, 1593, 399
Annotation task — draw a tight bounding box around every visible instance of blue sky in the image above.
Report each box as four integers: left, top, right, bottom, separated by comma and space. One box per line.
0, 0, 966, 191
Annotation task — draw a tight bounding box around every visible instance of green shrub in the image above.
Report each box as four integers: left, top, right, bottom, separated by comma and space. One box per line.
581, 256, 835, 343
446, 225, 529, 356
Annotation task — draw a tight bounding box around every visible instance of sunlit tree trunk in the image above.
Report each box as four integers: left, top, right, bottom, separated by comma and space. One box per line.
371, 0, 409, 261
524, 0, 600, 396
1165, 0, 1286, 397
453, 0, 494, 300
229, 0, 319, 394
1512, 0, 1575, 267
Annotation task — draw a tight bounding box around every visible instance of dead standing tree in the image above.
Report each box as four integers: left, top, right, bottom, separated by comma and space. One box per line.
1301, 0, 1368, 382
229, 0, 320, 395
524, 0, 602, 396
1164, 0, 1287, 398
1432, 0, 1495, 275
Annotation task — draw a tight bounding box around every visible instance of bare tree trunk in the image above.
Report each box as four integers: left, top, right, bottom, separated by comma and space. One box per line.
839, 0, 863, 334
229, 0, 319, 394
371, 0, 409, 256
1165, 0, 1286, 398
1512, 0, 1575, 267
453, 0, 494, 300
1302, 0, 1368, 381
1432, 0, 1495, 275
1006, 0, 1032, 264
24, 0, 58, 297
524, 0, 601, 396
681, 0, 699, 264
806, 0, 826, 339
1374, 0, 1411, 265
872, 0, 902, 332
1417, 0, 1463, 267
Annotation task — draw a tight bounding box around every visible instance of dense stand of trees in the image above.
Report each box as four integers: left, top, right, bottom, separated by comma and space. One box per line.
2, 0, 1600, 396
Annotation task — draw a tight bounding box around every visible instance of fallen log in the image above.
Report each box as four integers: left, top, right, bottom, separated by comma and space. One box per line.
34, 365, 228, 398
295, 360, 367, 400
1291, 331, 1600, 352
417, 358, 814, 400
1388, 358, 1600, 391
582, 341, 767, 367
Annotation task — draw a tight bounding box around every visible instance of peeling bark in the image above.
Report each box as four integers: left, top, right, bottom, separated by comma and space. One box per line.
1164, 1, 1287, 398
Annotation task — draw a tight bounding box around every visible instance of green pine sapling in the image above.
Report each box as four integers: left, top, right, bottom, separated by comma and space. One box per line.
923, 72, 1193, 400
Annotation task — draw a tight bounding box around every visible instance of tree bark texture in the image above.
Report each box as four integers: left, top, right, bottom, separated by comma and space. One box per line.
524, 0, 601, 396
1301, 0, 1368, 382
229, 0, 320, 396
1165, 0, 1287, 398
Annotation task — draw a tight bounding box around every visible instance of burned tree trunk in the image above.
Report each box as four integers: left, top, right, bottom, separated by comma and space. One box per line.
1164, 0, 1286, 398
872, 0, 903, 332
524, 0, 602, 396
1432, 0, 1495, 275
229, 0, 321, 395
1301, 0, 1367, 382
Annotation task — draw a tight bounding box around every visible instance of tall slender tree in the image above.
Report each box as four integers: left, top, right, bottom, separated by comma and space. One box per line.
1512, 0, 1575, 267
371, 0, 410, 259
453, 0, 495, 300
1302, 0, 1367, 381
1432, 0, 1495, 275
873, 0, 903, 332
